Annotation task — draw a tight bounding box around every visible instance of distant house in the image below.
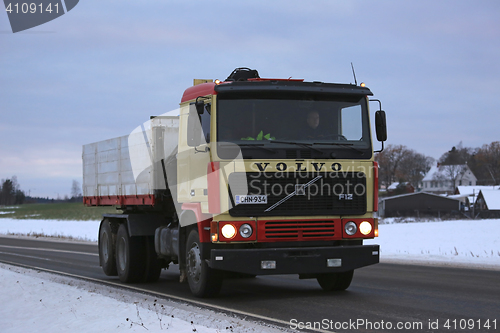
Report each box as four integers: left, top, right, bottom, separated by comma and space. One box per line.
421, 164, 477, 195
474, 190, 500, 218
455, 185, 500, 196
453, 186, 500, 210
386, 182, 414, 196
379, 192, 462, 218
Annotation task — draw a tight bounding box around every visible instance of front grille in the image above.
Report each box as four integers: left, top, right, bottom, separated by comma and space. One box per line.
261, 220, 337, 241
228, 172, 367, 217
285, 150, 313, 159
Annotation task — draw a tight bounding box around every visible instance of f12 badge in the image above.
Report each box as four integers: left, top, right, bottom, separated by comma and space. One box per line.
339, 194, 353, 200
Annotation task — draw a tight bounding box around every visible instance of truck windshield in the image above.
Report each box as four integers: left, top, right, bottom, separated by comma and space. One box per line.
216, 94, 372, 160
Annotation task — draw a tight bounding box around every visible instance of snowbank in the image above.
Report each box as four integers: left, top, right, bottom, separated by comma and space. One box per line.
0, 264, 283, 333
0, 218, 100, 242
365, 218, 500, 270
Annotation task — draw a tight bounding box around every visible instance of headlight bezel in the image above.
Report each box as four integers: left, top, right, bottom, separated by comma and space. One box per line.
221, 223, 237, 240
217, 221, 257, 242
239, 223, 253, 238
344, 221, 358, 236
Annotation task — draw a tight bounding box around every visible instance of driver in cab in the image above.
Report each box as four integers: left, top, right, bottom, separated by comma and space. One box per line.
302, 110, 325, 139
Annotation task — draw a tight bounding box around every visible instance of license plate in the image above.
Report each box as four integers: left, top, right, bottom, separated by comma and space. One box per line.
235, 195, 268, 204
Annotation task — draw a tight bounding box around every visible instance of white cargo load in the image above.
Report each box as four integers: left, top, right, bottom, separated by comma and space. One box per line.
83, 116, 179, 201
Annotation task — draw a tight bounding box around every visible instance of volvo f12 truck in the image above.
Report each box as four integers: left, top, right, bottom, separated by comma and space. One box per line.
83, 68, 387, 297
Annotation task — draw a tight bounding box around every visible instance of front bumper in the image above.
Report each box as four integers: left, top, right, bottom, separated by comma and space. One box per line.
208, 245, 379, 275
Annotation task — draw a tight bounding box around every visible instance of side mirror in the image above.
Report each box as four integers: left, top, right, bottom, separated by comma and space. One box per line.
187, 109, 202, 147
195, 99, 205, 115
375, 110, 387, 142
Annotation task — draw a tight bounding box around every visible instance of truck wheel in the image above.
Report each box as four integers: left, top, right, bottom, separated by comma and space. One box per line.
317, 270, 354, 291
115, 223, 146, 283
99, 219, 117, 276
142, 236, 162, 282
186, 229, 223, 298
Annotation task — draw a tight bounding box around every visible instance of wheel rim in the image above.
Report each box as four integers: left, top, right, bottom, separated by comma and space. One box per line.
187, 243, 202, 283
117, 237, 127, 271
101, 232, 109, 262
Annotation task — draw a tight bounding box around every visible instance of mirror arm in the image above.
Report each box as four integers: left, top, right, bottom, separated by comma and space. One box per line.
374, 141, 384, 153
194, 146, 210, 154
369, 99, 382, 110
194, 96, 211, 115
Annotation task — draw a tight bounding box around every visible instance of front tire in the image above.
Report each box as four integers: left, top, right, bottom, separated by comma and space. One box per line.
186, 229, 222, 298
115, 224, 146, 283
99, 219, 117, 276
317, 270, 354, 291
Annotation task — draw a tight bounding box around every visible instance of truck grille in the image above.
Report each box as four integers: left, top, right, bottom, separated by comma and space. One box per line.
228, 172, 367, 217
259, 220, 338, 241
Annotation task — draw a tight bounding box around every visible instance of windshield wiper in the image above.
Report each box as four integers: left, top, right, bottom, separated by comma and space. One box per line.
312, 142, 365, 154
233, 143, 277, 153
268, 140, 324, 153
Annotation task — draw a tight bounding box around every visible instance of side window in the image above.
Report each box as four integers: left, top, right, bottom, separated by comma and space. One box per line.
200, 104, 211, 143
340, 105, 362, 140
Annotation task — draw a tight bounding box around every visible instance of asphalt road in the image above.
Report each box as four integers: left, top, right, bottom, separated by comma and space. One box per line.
1, 236, 499, 333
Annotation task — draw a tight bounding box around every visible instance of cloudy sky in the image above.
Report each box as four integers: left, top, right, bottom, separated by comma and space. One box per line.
1, 0, 499, 198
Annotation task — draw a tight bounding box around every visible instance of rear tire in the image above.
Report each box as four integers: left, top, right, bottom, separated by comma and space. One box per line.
115, 224, 146, 283
99, 219, 117, 276
317, 270, 354, 291
186, 229, 223, 298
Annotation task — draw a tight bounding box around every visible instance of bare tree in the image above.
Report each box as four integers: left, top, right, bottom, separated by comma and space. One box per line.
399, 151, 433, 189
438, 144, 472, 165
375, 144, 407, 188
436, 164, 468, 192
0, 179, 14, 205
0, 176, 25, 205
470, 141, 500, 185
376, 144, 433, 190
438, 145, 474, 191
70, 180, 82, 202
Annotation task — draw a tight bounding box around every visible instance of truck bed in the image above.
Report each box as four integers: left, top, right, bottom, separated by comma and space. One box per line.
83, 116, 179, 206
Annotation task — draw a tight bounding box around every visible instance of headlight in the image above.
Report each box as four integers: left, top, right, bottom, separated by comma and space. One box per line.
359, 221, 372, 235
345, 221, 357, 236
221, 224, 237, 239
239, 224, 253, 238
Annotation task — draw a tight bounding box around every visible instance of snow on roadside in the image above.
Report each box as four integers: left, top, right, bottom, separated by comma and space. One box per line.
365, 219, 500, 270
0, 264, 284, 333
0, 218, 100, 242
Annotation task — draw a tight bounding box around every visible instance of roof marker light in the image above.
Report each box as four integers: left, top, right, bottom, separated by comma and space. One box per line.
360, 82, 366, 87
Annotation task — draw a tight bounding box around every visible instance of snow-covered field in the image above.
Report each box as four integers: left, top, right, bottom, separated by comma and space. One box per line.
0, 218, 100, 241
1, 217, 499, 332
365, 218, 500, 270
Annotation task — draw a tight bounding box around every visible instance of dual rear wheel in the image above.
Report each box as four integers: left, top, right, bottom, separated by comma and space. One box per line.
98, 220, 162, 283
